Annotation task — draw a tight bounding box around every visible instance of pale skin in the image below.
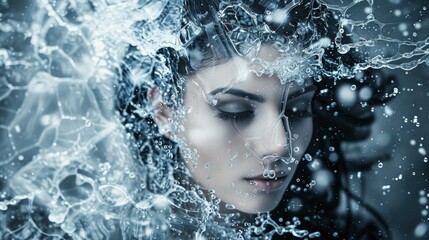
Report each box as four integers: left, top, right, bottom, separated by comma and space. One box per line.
149, 45, 316, 214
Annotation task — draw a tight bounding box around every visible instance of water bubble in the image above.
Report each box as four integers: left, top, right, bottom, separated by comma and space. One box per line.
294, 147, 300, 152
287, 197, 303, 212
49, 209, 67, 223
398, 23, 407, 32
268, 170, 276, 179
418, 147, 426, 156
364, 7, 372, 14
378, 162, 384, 168
0, 49, 8, 66
414, 223, 428, 238
384, 106, 394, 116
225, 204, 236, 210
313, 170, 332, 190
394, 9, 402, 16
0, 202, 7, 211
304, 153, 312, 161
263, 170, 269, 178
14, 125, 21, 133
85, 120, 92, 127
311, 160, 320, 169
61, 223, 76, 234
314, 75, 323, 82
337, 84, 357, 107
359, 87, 372, 101
309, 232, 321, 238
338, 45, 350, 54
329, 153, 338, 162
414, 23, 422, 29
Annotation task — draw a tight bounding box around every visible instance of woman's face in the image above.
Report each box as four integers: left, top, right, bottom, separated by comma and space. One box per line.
178, 46, 315, 214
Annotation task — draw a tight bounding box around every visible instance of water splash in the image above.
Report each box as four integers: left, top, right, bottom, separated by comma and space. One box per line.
1, 0, 428, 239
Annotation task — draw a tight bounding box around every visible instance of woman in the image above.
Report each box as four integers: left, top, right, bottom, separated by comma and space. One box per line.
116, 0, 396, 239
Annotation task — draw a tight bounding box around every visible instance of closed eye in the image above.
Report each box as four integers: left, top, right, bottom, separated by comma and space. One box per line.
215, 100, 255, 122
217, 111, 255, 121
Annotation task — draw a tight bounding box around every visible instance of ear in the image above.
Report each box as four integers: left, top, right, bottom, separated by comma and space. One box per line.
147, 88, 173, 139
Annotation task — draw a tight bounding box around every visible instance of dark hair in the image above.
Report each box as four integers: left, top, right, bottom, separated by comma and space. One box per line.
116, 0, 397, 238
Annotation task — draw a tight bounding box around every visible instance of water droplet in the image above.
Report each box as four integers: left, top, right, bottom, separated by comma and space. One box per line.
0, 203, 7, 211
418, 147, 426, 156
225, 204, 235, 210
414, 223, 428, 238
338, 45, 350, 54
263, 169, 269, 178
268, 170, 276, 179
14, 125, 21, 133
309, 232, 321, 238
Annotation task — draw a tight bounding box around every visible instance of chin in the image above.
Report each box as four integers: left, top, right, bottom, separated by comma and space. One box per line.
235, 195, 282, 214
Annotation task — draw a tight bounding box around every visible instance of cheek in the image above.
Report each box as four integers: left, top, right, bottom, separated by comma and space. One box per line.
184, 112, 228, 150
180, 99, 235, 169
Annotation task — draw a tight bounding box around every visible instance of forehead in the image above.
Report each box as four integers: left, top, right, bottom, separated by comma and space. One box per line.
185, 45, 312, 95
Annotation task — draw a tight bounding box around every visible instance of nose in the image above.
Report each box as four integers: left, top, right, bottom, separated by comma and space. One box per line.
251, 109, 290, 158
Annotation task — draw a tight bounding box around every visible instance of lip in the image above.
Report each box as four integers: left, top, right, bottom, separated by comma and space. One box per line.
244, 175, 288, 192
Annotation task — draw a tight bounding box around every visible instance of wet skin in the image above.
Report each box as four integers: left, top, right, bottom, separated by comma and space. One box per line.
176, 45, 316, 213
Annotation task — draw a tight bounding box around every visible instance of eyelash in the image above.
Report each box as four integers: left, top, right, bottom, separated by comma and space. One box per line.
216, 109, 312, 122
217, 111, 255, 121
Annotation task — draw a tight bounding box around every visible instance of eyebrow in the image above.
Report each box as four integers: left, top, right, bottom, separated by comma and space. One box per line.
209, 88, 266, 103
209, 84, 317, 103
